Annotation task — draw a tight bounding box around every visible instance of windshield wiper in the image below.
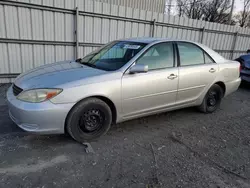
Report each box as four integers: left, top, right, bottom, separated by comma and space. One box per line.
75, 58, 82, 62
81, 62, 99, 69
74, 58, 97, 68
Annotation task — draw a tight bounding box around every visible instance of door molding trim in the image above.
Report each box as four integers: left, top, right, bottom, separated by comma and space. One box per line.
178, 85, 205, 92
123, 90, 178, 101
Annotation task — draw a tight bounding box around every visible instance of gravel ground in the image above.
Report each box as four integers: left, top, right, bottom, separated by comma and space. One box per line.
0, 83, 250, 188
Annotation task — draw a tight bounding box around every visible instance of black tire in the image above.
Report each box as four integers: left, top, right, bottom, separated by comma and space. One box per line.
66, 98, 112, 143
198, 84, 223, 113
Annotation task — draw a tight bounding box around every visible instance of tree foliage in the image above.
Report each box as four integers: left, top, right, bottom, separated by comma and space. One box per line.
176, 0, 232, 24
234, 0, 250, 27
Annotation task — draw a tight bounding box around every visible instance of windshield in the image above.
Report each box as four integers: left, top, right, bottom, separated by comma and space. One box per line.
79, 41, 147, 71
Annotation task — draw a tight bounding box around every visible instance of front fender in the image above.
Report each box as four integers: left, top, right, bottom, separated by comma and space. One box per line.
50, 79, 122, 121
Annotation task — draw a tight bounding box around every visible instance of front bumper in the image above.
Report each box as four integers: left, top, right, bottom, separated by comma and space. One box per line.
6, 86, 75, 134
241, 69, 250, 82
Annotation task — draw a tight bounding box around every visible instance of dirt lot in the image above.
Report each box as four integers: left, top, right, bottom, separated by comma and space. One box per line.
0, 83, 250, 188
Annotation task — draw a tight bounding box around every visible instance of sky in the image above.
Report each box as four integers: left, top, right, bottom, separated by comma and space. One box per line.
235, 0, 244, 13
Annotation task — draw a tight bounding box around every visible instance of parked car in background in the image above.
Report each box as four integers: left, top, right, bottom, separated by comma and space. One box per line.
235, 52, 250, 83
7, 38, 241, 143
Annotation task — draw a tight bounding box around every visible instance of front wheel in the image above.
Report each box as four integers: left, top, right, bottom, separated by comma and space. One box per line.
66, 98, 112, 143
198, 84, 223, 113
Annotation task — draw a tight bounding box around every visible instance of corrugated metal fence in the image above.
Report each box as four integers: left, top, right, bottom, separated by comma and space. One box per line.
1, 0, 250, 83
94, 0, 166, 13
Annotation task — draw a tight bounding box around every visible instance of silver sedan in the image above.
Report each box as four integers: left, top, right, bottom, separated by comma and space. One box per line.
7, 38, 241, 142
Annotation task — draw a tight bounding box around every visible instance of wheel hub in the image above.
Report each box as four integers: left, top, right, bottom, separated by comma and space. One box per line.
207, 92, 217, 107
209, 97, 216, 106
79, 109, 104, 132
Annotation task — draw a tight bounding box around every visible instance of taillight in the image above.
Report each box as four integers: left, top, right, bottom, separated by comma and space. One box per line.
239, 64, 242, 72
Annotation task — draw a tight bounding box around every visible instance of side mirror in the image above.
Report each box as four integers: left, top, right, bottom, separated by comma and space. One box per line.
129, 64, 148, 74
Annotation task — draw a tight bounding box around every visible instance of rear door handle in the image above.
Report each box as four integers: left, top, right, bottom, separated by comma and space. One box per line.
209, 68, 216, 73
167, 74, 178, 80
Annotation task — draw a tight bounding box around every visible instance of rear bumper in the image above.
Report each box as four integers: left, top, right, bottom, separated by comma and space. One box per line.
225, 78, 241, 97
7, 86, 75, 134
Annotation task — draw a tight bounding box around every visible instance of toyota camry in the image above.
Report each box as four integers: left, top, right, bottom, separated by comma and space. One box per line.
7, 38, 241, 143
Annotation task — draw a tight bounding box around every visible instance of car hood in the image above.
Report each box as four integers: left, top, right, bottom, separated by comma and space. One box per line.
14, 61, 107, 90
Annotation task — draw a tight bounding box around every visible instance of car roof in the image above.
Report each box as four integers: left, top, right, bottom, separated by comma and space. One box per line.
121, 37, 171, 44
121, 37, 201, 44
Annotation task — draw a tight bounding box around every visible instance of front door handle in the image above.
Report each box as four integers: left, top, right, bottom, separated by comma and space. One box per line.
209, 68, 216, 73
167, 74, 178, 80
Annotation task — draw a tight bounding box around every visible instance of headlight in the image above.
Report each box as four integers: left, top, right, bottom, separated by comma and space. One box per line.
17, 88, 62, 103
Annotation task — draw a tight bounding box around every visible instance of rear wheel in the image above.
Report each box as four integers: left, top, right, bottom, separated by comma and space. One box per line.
198, 84, 223, 113
66, 98, 112, 143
